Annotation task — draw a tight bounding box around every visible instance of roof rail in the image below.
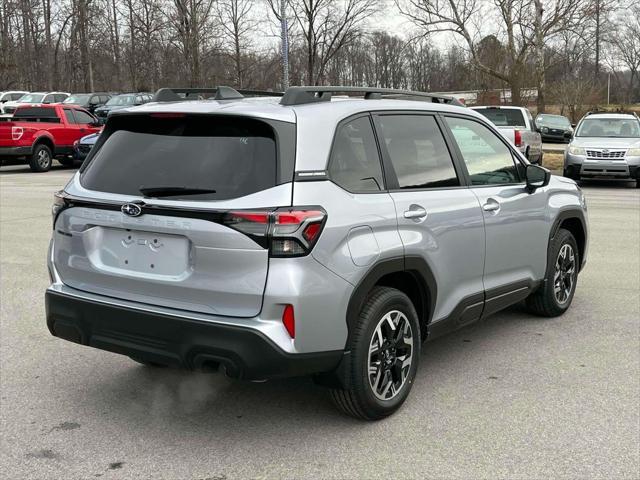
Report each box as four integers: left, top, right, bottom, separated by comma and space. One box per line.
152, 87, 284, 102
279, 86, 465, 107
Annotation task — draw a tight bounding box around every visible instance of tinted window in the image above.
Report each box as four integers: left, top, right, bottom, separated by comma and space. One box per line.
54, 94, 68, 102
13, 107, 60, 122
73, 109, 95, 124
43, 95, 55, 103
378, 115, 459, 189
11, 93, 25, 101
475, 108, 526, 127
329, 116, 384, 192
63, 109, 75, 123
445, 117, 521, 185
82, 115, 282, 200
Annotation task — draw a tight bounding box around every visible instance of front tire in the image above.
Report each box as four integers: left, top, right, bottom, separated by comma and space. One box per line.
330, 287, 420, 420
29, 144, 53, 172
526, 228, 579, 317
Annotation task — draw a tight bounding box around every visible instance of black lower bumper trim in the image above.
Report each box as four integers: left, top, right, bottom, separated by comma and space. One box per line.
45, 290, 342, 380
0, 146, 32, 157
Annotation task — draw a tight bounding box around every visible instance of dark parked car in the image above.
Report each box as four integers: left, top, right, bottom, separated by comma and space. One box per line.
535, 114, 574, 143
73, 131, 100, 161
94, 93, 153, 124
63, 93, 112, 113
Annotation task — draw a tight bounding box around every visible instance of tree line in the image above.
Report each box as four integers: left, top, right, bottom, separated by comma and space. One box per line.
0, 0, 638, 112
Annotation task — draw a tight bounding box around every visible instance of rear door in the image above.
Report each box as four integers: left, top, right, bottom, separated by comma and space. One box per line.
443, 115, 549, 314
54, 113, 295, 317
373, 112, 486, 325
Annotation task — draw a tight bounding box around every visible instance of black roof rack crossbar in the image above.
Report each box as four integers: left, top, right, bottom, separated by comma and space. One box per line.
152, 87, 284, 102
279, 86, 464, 107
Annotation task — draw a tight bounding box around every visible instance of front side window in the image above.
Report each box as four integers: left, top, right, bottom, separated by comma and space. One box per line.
328, 116, 384, 192
445, 116, 521, 186
73, 109, 95, 124
378, 115, 459, 189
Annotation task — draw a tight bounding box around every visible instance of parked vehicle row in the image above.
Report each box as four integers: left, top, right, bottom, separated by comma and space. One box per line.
1, 92, 70, 115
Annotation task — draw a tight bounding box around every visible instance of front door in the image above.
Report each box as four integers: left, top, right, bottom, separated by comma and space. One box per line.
373, 113, 486, 326
443, 115, 549, 315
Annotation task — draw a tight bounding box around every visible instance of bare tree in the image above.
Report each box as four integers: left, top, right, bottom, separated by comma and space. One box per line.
217, 0, 256, 87
397, 0, 584, 108
287, 0, 378, 85
607, 4, 640, 103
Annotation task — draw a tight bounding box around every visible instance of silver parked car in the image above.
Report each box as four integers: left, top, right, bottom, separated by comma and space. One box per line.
564, 112, 640, 186
46, 86, 589, 420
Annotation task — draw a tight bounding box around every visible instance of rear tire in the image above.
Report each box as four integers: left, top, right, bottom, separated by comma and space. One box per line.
29, 144, 52, 172
526, 228, 579, 317
57, 156, 76, 167
329, 287, 420, 420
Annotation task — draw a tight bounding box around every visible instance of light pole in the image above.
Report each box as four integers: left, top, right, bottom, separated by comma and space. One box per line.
280, 0, 289, 90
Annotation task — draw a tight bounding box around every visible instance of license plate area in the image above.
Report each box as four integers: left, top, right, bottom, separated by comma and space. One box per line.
89, 227, 190, 277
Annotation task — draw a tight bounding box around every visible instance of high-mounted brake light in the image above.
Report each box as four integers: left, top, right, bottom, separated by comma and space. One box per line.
11, 126, 24, 140
514, 129, 522, 148
224, 207, 326, 257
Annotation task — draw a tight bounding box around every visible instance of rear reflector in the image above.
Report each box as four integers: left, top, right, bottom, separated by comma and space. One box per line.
282, 304, 295, 338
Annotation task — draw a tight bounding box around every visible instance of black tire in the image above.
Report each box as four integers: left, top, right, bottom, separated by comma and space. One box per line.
28, 144, 53, 172
57, 156, 76, 167
329, 287, 421, 420
526, 228, 579, 317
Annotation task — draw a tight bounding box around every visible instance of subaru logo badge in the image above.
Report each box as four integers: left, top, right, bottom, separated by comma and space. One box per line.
121, 203, 142, 217
602, 149, 609, 154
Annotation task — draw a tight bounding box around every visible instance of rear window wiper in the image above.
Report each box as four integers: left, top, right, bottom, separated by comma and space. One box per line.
139, 186, 217, 197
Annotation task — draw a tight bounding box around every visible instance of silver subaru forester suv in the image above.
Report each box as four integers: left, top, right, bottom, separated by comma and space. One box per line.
46, 86, 589, 420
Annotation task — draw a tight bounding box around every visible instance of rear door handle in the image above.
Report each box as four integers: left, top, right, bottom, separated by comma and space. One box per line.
482, 198, 500, 212
403, 206, 427, 219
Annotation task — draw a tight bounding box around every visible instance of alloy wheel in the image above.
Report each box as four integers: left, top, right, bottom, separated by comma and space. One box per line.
37, 149, 51, 168
368, 310, 414, 401
554, 243, 576, 305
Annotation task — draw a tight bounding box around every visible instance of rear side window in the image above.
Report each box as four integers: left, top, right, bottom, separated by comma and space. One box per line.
81, 115, 289, 200
378, 115, 459, 189
475, 108, 525, 127
329, 116, 384, 192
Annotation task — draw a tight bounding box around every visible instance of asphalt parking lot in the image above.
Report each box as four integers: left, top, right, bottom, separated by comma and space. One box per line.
1, 165, 639, 479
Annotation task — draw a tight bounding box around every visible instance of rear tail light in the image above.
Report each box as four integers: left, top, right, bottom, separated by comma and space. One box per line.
282, 304, 295, 338
514, 129, 522, 148
224, 207, 326, 257
11, 126, 23, 140
51, 191, 68, 228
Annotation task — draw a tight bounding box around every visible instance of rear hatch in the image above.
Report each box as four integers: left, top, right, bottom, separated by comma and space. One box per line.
53, 112, 296, 317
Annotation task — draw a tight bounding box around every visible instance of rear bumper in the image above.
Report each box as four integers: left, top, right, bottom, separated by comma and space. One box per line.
46, 289, 343, 380
0, 146, 31, 157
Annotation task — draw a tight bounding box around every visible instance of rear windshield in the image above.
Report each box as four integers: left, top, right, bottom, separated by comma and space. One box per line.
13, 107, 60, 122
475, 108, 526, 127
536, 114, 570, 128
81, 114, 293, 200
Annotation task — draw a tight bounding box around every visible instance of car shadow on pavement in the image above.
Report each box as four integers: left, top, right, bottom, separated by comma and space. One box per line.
73, 303, 552, 441
578, 179, 637, 188
0, 164, 77, 175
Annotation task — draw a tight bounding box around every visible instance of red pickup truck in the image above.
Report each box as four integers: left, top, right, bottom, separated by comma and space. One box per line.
0, 104, 101, 172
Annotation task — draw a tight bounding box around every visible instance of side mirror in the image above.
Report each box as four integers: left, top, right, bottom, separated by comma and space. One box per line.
526, 164, 551, 193
571, 123, 576, 128
89, 121, 101, 127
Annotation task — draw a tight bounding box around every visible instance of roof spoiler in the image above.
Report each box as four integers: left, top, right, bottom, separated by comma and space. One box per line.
152, 87, 284, 102
279, 86, 465, 107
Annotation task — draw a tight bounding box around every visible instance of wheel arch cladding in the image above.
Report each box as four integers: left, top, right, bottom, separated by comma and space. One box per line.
34, 135, 55, 152
552, 210, 587, 272
345, 256, 436, 343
